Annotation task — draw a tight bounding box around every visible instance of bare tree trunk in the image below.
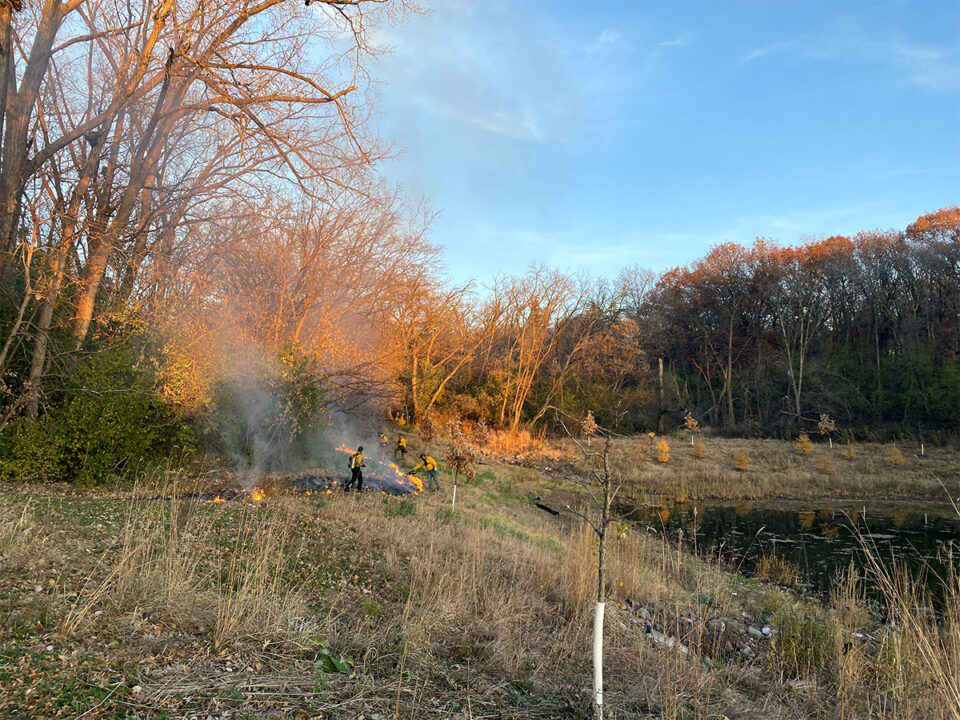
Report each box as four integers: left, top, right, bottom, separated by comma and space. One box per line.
72, 78, 175, 347
657, 356, 665, 435
0, 2, 12, 161
726, 317, 735, 427
24, 243, 69, 419
0, 239, 32, 373
874, 313, 882, 424
25, 136, 108, 412
0, 0, 65, 277
72, 235, 112, 347
558, 420, 620, 720
410, 351, 420, 423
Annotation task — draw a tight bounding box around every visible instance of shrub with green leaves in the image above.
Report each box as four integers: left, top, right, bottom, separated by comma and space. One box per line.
0, 344, 193, 485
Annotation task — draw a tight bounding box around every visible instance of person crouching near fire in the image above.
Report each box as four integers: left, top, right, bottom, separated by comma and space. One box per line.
413, 453, 439, 491
395, 434, 407, 461
345, 446, 364, 492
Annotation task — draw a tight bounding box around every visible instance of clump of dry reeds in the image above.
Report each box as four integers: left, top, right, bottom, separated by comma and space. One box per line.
885, 447, 906, 467
858, 514, 960, 717
757, 549, 800, 589
691, 437, 705, 458
0, 498, 46, 570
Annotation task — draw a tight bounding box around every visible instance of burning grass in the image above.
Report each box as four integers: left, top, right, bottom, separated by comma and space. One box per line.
1, 459, 958, 719
335, 443, 424, 493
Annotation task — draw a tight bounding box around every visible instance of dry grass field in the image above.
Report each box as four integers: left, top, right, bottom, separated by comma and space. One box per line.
549, 435, 960, 503
1, 449, 957, 719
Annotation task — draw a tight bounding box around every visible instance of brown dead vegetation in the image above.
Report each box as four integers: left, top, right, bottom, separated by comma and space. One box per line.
552, 436, 960, 503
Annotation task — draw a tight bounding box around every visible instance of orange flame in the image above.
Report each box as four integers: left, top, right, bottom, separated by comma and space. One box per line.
207, 487, 267, 504
336, 444, 423, 493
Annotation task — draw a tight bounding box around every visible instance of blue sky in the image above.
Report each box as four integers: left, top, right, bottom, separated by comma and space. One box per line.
368, 0, 960, 282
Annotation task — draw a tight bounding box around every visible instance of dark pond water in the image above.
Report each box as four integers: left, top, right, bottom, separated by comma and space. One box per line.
621, 499, 960, 605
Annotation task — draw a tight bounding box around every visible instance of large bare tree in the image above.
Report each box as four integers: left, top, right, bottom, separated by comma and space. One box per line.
0, 0, 412, 424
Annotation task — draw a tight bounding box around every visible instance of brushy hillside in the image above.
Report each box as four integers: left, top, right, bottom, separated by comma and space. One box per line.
1, 451, 958, 719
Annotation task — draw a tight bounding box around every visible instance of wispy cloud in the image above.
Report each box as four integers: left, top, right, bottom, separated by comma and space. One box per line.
892, 43, 960, 92
738, 39, 798, 65
736, 22, 959, 93
417, 97, 545, 142
585, 29, 624, 54
374, 3, 589, 145
658, 36, 689, 48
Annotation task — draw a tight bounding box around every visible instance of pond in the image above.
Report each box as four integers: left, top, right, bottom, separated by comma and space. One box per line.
621, 498, 960, 607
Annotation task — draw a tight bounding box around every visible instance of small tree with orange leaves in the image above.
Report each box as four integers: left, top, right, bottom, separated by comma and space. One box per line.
733, 451, 750, 471
473, 419, 490, 452
657, 438, 670, 463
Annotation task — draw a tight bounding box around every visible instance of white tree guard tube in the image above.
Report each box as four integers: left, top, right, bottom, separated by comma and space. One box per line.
593, 600, 605, 719
451, 484, 457, 510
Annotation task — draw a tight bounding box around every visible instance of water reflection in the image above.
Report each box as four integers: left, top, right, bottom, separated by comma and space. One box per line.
622, 499, 960, 605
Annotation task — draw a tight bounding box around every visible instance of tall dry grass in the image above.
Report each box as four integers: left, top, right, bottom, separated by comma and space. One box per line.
379, 482, 960, 719
58, 487, 314, 649
0, 497, 45, 569
858, 530, 960, 718
485, 428, 568, 461
315, 490, 764, 717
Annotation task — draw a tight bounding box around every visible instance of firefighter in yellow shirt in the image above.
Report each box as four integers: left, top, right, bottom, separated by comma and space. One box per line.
413, 454, 439, 491
344, 446, 364, 492
394, 434, 407, 460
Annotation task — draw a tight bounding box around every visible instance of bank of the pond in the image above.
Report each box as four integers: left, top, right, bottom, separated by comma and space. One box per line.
539, 435, 960, 503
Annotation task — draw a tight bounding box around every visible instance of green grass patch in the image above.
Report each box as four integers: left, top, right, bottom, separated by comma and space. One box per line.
382, 497, 417, 517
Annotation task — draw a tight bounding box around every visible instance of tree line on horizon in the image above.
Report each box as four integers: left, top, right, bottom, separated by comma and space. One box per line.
385, 207, 960, 445
0, 1, 956, 484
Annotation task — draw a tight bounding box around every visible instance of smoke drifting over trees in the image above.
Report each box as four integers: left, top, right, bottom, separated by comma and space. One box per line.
0, 1, 957, 482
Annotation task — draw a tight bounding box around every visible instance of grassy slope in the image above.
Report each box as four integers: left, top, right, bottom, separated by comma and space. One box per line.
0, 441, 956, 719
548, 435, 960, 503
